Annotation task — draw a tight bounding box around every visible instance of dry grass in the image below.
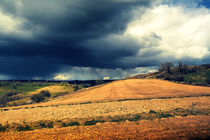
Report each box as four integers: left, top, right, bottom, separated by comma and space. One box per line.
0, 115, 209, 140
3, 79, 210, 108
29, 86, 72, 95
37, 79, 210, 106
0, 96, 209, 125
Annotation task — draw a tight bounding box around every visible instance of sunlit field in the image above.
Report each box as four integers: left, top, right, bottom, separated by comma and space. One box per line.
0, 79, 209, 139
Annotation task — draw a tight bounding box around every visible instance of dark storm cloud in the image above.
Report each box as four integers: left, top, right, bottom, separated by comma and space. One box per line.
0, 56, 61, 79
0, 0, 155, 78
82, 34, 141, 68
0, 0, 152, 36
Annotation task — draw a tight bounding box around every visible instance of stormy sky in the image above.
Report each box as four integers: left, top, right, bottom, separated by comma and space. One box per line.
0, 0, 210, 80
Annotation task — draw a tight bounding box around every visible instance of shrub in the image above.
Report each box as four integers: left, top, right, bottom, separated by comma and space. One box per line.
40, 90, 51, 98
39, 121, 53, 128
0, 124, 6, 132
73, 85, 79, 91
17, 125, 32, 131
39, 122, 47, 128
158, 113, 173, 118
127, 114, 141, 122
111, 118, 125, 122
31, 94, 45, 102
149, 110, 156, 114
84, 120, 104, 126
62, 121, 80, 127
30, 90, 51, 102
47, 121, 53, 128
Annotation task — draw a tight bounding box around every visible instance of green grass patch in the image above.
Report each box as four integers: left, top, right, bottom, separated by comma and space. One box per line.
0, 82, 55, 94
184, 69, 210, 85
0, 81, 89, 107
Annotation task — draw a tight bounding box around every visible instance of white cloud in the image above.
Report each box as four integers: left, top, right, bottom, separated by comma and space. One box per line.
103, 76, 110, 80
0, 12, 17, 33
0, 11, 36, 40
125, 5, 210, 60
53, 74, 71, 81
0, 2, 46, 41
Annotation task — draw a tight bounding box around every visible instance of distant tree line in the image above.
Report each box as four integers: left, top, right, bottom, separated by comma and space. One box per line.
157, 61, 210, 83
159, 61, 203, 74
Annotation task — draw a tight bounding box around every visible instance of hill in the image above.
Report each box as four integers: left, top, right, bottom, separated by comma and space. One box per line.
129, 63, 210, 86
19, 79, 210, 107
0, 80, 112, 107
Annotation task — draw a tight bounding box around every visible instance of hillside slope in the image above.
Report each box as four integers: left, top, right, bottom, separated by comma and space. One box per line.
128, 64, 210, 86
36, 79, 210, 106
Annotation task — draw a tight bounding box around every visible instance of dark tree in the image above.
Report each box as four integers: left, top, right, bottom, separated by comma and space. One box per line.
178, 61, 183, 73
165, 62, 174, 73
159, 62, 174, 73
